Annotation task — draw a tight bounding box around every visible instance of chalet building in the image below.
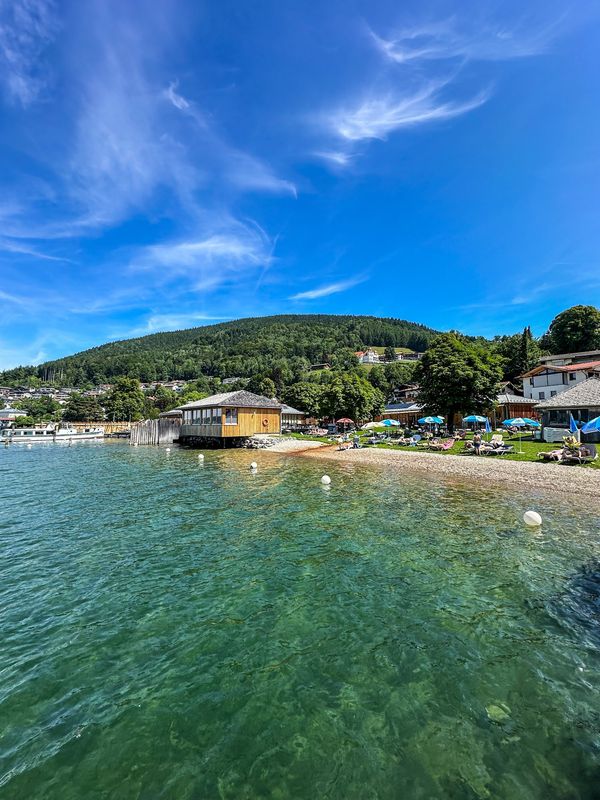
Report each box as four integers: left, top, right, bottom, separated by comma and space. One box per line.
178, 391, 281, 446
536, 377, 600, 443
521, 358, 600, 403
538, 349, 600, 367
355, 350, 380, 364
492, 391, 538, 425
377, 402, 424, 425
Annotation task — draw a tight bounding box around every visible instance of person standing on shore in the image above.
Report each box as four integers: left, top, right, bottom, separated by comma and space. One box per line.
473, 432, 482, 455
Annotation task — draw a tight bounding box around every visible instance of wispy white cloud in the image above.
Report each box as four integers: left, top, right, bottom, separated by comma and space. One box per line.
330, 83, 488, 142
0, 0, 57, 105
315, 12, 560, 167
132, 221, 274, 293
370, 17, 559, 64
313, 150, 354, 167
290, 276, 366, 300
0, 237, 73, 262
163, 81, 296, 197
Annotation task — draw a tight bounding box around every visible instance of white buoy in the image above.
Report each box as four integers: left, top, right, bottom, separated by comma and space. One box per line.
321, 475, 331, 485
26, 444, 32, 449
166, 447, 171, 453
132, 442, 138, 447
250, 461, 258, 470
523, 510, 542, 527
198, 453, 204, 460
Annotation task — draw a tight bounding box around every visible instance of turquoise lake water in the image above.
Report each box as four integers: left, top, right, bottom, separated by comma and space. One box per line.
1, 441, 600, 799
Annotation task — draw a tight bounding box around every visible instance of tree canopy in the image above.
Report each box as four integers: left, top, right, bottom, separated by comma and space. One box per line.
544, 305, 600, 354
415, 334, 503, 431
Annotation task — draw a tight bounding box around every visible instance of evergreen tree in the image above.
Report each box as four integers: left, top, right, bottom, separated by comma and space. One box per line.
384, 345, 397, 362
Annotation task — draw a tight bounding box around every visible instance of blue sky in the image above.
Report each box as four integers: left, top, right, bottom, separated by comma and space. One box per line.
1, 0, 600, 368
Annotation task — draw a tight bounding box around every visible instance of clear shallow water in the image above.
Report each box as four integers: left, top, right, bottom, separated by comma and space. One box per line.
1, 442, 600, 800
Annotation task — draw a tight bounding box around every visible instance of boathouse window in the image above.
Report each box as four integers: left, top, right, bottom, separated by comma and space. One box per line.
225, 408, 238, 425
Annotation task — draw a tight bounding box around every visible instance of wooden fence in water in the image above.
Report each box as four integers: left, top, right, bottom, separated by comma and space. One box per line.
130, 419, 181, 446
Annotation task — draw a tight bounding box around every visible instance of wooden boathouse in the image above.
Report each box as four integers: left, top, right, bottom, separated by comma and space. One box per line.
178, 390, 282, 446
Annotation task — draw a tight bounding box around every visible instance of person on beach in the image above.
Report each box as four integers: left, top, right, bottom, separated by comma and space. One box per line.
473, 432, 482, 455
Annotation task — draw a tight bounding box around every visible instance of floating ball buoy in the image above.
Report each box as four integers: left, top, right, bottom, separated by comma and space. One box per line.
523, 510, 542, 527
321, 475, 331, 485
198, 453, 204, 460
26, 444, 32, 449
132, 442, 138, 447
250, 461, 258, 470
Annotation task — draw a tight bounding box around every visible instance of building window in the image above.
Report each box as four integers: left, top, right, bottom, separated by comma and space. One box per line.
550, 391, 557, 397
225, 408, 238, 425
569, 373, 576, 381
538, 392, 545, 400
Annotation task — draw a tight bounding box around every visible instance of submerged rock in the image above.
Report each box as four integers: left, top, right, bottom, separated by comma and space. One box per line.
486, 703, 511, 723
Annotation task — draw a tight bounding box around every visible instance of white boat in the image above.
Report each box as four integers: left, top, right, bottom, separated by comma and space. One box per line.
1, 425, 105, 443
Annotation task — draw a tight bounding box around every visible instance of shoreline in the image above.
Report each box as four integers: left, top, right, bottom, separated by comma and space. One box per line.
290, 443, 600, 500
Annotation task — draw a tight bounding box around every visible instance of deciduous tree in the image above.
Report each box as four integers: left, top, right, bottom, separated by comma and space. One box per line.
415, 334, 503, 432
545, 305, 600, 353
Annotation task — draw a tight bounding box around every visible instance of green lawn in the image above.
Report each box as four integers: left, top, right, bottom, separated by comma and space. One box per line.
290, 430, 600, 469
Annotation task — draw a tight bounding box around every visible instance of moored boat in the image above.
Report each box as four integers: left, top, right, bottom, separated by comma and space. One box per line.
1, 424, 105, 443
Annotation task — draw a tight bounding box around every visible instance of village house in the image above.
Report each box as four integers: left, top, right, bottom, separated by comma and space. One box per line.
355, 349, 380, 364
536, 377, 600, 443
521, 350, 600, 403
0, 406, 25, 425
492, 390, 538, 426
377, 401, 424, 425
178, 390, 281, 446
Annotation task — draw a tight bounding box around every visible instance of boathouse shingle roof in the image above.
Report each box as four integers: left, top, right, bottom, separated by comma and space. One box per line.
177, 390, 281, 411
496, 392, 536, 405
535, 377, 600, 410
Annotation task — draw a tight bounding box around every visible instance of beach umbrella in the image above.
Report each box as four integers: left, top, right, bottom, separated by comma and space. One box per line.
569, 413, 581, 443
581, 416, 600, 434
463, 415, 487, 423
361, 421, 379, 430
379, 418, 400, 427
336, 417, 354, 431
418, 416, 444, 425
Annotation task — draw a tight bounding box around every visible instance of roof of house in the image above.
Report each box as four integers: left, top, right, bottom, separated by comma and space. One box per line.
158, 408, 183, 417
177, 390, 282, 411
384, 402, 424, 412
539, 349, 600, 363
496, 392, 536, 405
280, 404, 305, 415
535, 377, 600, 410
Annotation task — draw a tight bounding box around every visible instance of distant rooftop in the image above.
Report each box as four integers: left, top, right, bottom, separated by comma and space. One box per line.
177, 390, 281, 411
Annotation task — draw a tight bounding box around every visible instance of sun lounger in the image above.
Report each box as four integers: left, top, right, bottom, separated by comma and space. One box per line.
538, 448, 565, 462
562, 444, 598, 464
429, 438, 455, 451
484, 445, 513, 455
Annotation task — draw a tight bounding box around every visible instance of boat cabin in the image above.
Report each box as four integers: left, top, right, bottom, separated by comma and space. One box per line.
178, 391, 281, 446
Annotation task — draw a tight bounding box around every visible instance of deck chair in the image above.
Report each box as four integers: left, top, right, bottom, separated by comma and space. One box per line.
563, 444, 597, 464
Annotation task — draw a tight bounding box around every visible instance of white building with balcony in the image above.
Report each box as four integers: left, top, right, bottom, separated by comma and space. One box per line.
521, 357, 600, 403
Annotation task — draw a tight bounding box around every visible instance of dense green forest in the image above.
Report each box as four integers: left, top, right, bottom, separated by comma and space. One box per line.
0, 314, 439, 387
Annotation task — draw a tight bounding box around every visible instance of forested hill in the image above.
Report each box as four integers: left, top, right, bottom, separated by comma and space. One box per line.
2, 314, 440, 386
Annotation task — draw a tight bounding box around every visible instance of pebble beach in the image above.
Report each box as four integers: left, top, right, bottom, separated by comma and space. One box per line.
295, 443, 600, 500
